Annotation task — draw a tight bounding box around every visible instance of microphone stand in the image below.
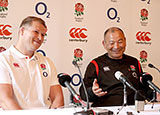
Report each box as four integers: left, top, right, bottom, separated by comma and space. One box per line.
150, 90, 157, 109
117, 83, 127, 114
152, 67, 160, 73
73, 61, 94, 115
155, 68, 160, 73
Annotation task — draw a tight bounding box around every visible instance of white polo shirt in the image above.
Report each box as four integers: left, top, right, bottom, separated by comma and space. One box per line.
0, 45, 59, 109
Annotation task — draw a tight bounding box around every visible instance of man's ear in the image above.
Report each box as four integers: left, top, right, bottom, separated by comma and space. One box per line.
19, 27, 25, 36
102, 40, 106, 48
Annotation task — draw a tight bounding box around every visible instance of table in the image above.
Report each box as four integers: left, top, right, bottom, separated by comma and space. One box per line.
0, 103, 160, 115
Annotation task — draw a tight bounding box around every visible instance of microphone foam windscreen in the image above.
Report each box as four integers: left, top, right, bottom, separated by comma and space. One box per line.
141, 72, 153, 85
72, 60, 78, 67
57, 73, 72, 87
114, 71, 123, 80
148, 63, 154, 68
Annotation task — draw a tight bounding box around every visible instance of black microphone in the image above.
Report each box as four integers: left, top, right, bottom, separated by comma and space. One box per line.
58, 73, 94, 115
72, 60, 77, 67
57, 73, 81, 102
141, 72, 160, 94
148, 63, 160, 73
114, 71, 137, 92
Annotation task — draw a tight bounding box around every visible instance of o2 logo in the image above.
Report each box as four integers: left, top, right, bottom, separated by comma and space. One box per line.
107, 7, 120, 23
37, 50, 46, 56
71, 74, 82, 86
141, 0, 151, 4
147, 0, 151, 4
35, 2, 50, 18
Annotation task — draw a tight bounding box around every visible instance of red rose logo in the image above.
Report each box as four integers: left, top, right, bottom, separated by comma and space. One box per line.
140, 50, 147, 63
13, 63, 20, 68
74, 48, 83, 62
0, 0, 8, 12
130, 65, 136, 71
140, 9, 148, 21
74, 3, 84, 16
40, 64, 46, 70
72, 96, 82, 106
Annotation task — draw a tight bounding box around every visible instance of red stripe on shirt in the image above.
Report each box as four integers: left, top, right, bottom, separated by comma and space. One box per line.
138, 60, 142, 73
91, 60, 99, 76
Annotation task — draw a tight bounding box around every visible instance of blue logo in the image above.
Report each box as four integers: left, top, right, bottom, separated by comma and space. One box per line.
35, 2, 51, 18
107, 7, 120, 23
43, 72, 48, 77
37, 50, 46, 56
71, 74, 82, 86
141, 0, 151, 4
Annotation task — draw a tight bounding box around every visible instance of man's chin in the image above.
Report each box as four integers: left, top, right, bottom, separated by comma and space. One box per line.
31, 46, 40, 52
110, 54, 123, 59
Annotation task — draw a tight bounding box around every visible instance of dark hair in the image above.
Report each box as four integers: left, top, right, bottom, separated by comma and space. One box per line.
19, 16, 47, 28
104, 27, 125, 38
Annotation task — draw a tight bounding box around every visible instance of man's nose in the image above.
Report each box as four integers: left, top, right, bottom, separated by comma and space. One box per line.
113, 42, 119, 49
38, 34, 43, 40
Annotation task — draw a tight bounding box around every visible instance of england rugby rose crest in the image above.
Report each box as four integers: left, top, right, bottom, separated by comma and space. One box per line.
140, 50, 147, 63
74, 48, 83, 62
74, 3, 84, 16
0, 0, 8, 12
140, 9, 148, 21
40, 64, 46, 70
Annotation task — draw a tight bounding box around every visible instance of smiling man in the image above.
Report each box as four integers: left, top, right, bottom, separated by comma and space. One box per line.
102, 27, 126, 60
0, 16, 64, 110
79, 27, 159, 107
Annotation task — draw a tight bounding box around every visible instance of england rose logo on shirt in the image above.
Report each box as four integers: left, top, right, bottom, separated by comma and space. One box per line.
130, 65, 136, 71
13, 63, 20, 68
40, 64, 48, 77
40, 64, 46, 70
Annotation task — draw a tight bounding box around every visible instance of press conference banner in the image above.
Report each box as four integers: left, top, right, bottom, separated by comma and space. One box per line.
0, 0, 160, 105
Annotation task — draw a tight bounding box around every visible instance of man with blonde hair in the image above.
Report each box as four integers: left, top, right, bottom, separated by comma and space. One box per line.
0, 16, 64, 110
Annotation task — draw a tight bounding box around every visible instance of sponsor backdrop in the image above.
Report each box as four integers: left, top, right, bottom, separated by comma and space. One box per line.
1, 0, 160, 106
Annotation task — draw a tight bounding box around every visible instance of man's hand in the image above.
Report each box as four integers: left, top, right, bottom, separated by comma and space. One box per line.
0, 84, 22, 110
92, 79, 107, 97
49, 85, 64, 109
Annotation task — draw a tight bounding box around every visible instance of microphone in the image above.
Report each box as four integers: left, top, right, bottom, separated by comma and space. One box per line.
114, 71, 137, 92
148, 63, 160, 73
58, 73, 81, 101
58, 73, 94, 115
72, 60, 77, 67
141, 72, 160, 94
115, 71, 146, 112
